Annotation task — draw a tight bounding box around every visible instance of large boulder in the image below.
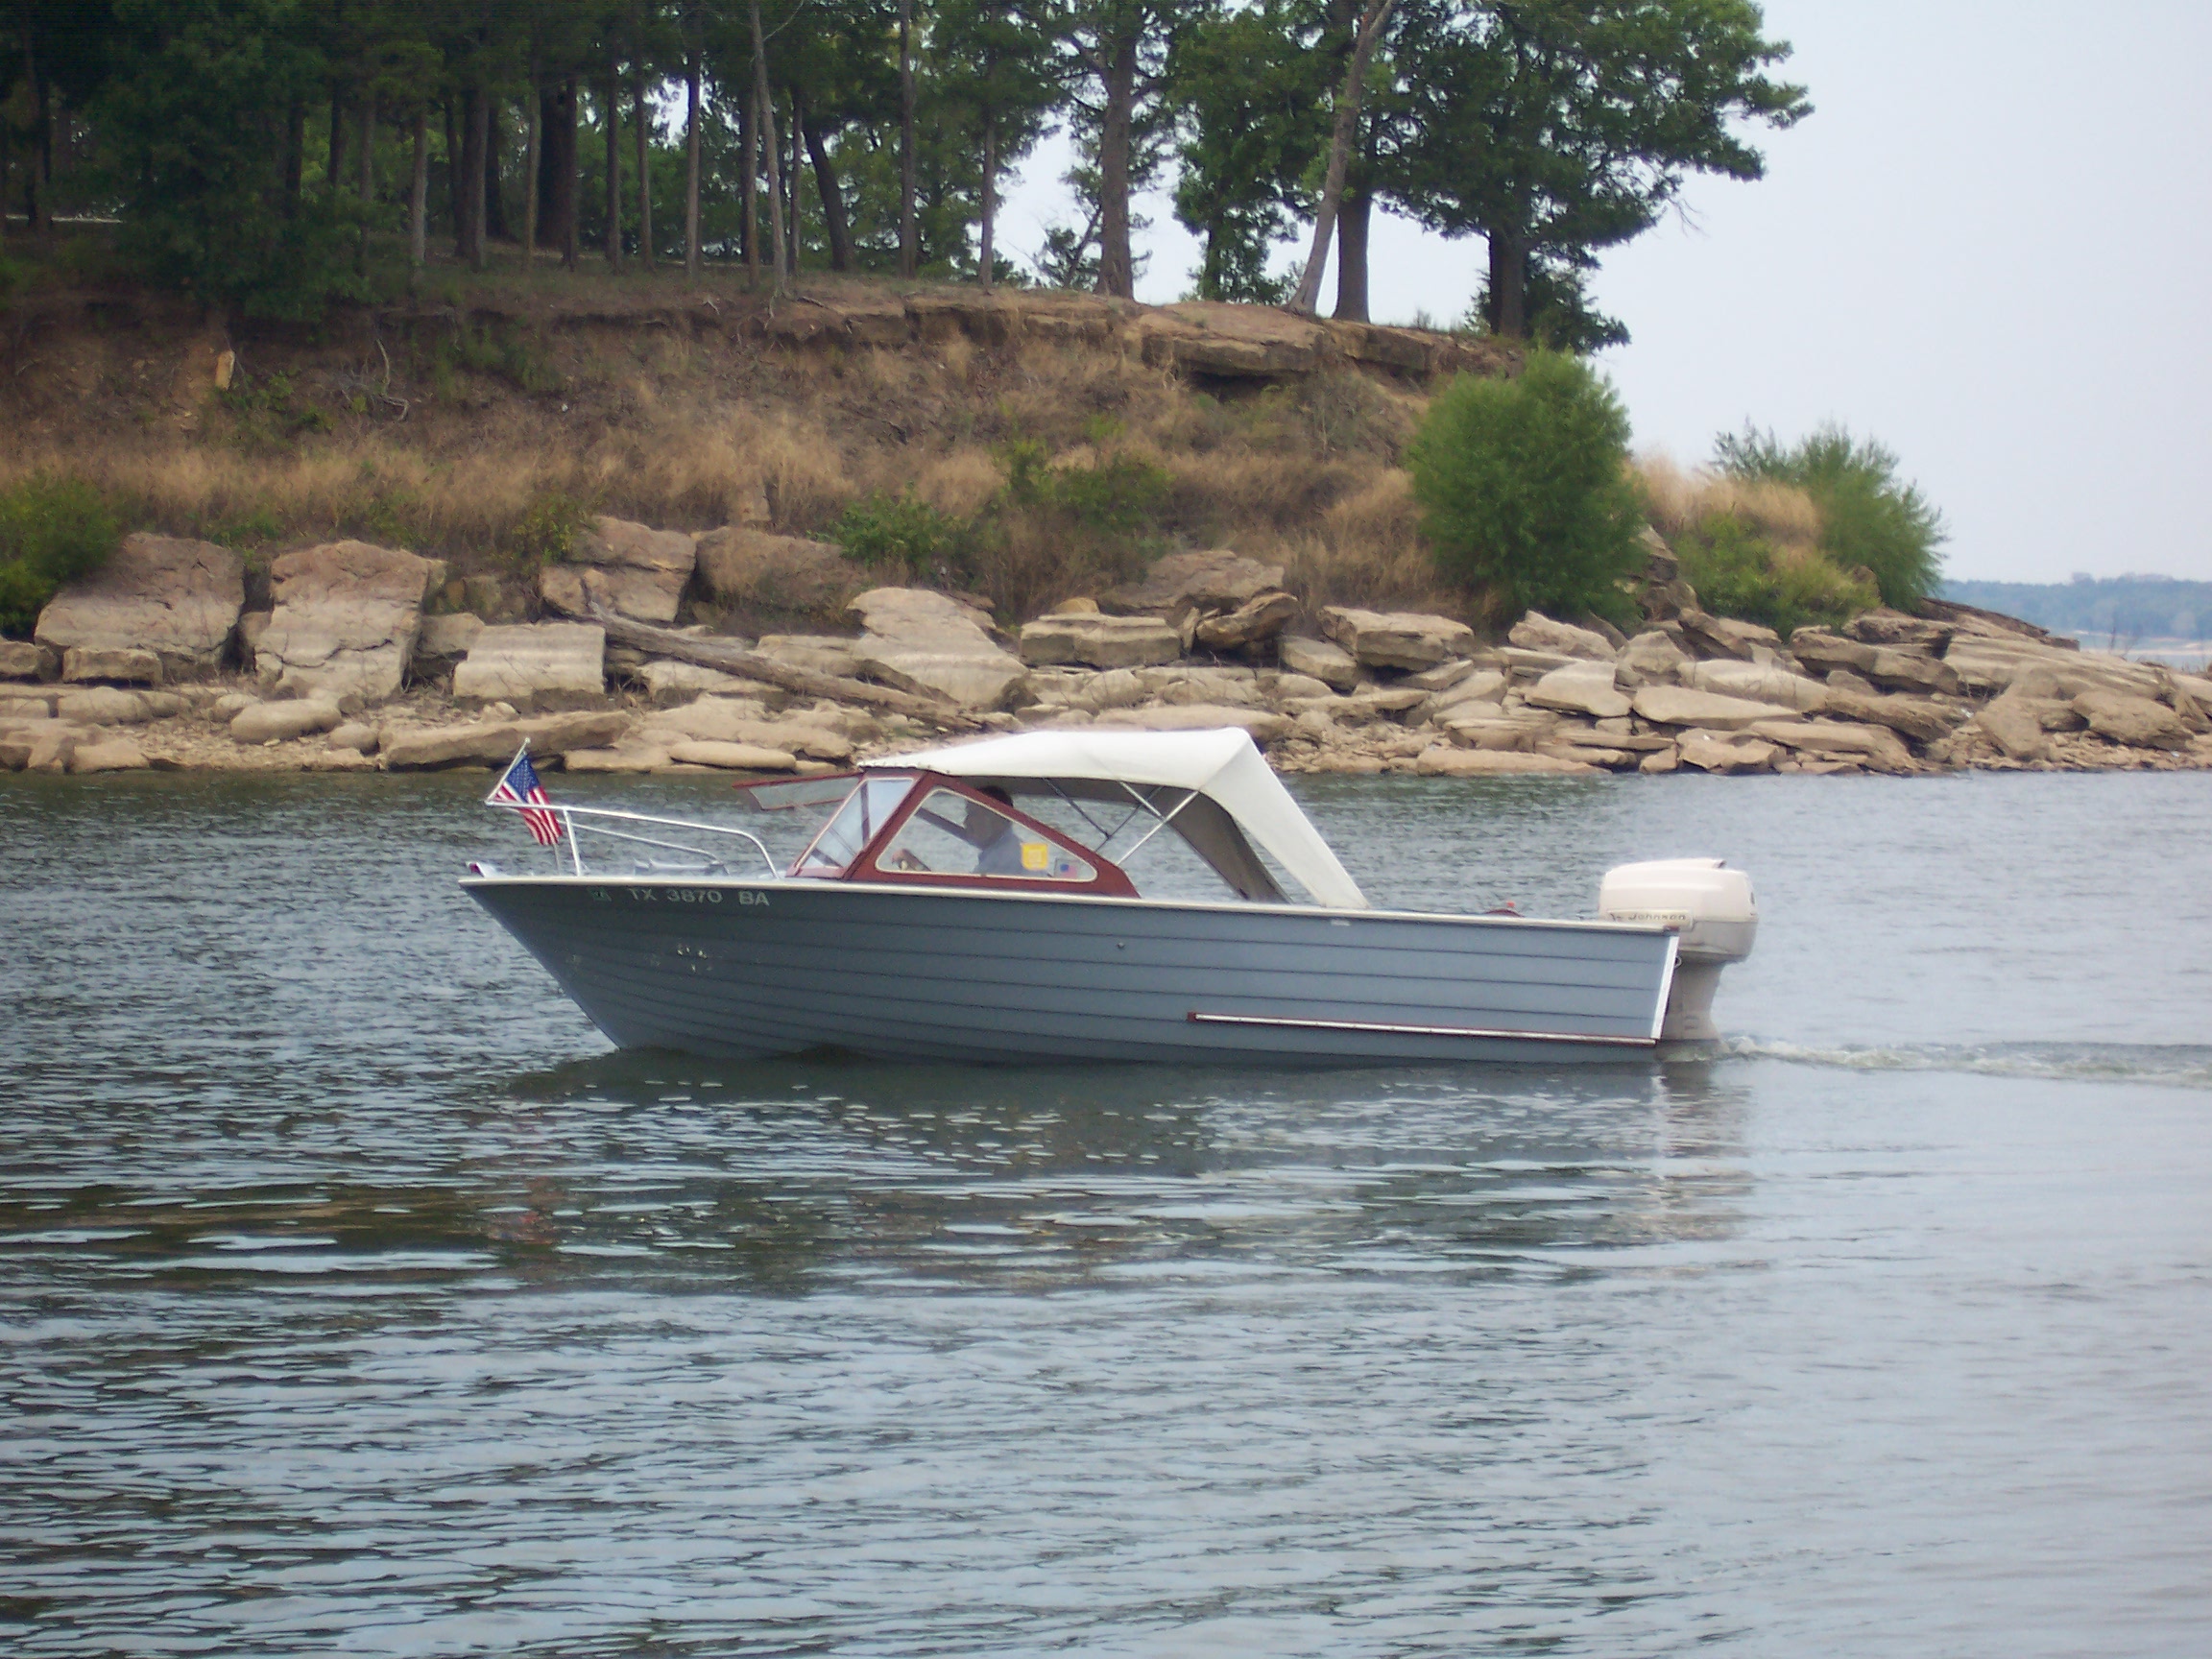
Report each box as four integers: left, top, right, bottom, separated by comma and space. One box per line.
1193, 589, 1299, 652
1317, 606, 1476, 671
1630, 685, 1798, 732
0, 640, 58, 681
1134, 303, 1330, 379
1843, 610, 1953, 651
1974, 692, 2050, 761
1414, 745, 1599, 777
2073, 689, 2192, 751
637, 659, 775, 707
60, 646, 164, 685
1104, 549, 1286, 618
1675, 732, 1780, 774
1822, 687, 1967, 744
1525, 661, 1631, 720
53, 686, 154, 726
1788, 628, 1880, 676
1675, 611, 1782, 661
1507, 611, 1617, 662
1278, 635, 1360, 691
1614, 629, 1692, 689
452, 622, 608, 712
693, 527, 857, 614
1687, 659, 1829, 712
413, 613, 486, 677
1092, 703, 1292, 742
255, 541, 442, 706
380, 709, 632, 770
1862, 647, 1961, 697
67, 737, 150, 773
1019, 613, 1183, 669
539, 517, 697, 624
1749, 718, 1914, 773
848, 588, 1028, 709
230, 698, 344, 744
34, 532, 244, 678
755, 634, 868, 679
665, 739, 800, 773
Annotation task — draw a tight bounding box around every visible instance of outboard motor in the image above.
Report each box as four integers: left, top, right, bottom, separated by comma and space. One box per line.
1599, 858, 1757, 1044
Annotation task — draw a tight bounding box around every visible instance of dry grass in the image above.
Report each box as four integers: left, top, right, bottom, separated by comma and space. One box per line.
1637, 453, 1821, 553
1, 294, 1466, 620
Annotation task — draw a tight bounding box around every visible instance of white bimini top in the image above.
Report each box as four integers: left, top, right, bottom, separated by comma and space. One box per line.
871, 728, 1369, 910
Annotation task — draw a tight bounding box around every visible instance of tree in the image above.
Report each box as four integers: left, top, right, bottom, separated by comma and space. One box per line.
1286, 0, 1394, 314
936, 0, 1061, 290
1394, 0, 1809, 340
1060, 0, 1182, 299
1406, 351, 1646, 620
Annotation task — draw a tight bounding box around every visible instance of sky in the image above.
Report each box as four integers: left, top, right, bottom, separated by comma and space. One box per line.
996, 1, 2212, 585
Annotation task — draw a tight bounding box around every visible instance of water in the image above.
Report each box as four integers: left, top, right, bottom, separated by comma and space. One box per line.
3, 769, 2208, 1656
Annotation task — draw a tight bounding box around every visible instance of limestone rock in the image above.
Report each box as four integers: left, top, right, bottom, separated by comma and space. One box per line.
379, 710, 632, 770
1135, 303, 1329, 379
54, 687, 151, 726
1526, 662, 1632, 720
1748, 719, 1914, 773
68, 737, 150, 773
1092, 703, 1292, 742
61, 646, 163, 685
1844, 610, 1953, 651
1863, 647, 1962, 697
413, 613, 485, 671
694, 527, 856, 614
34, 532, 244, 678
230, 699, 343, 743
561, 745, 672, 774
2073, 689, 2191, 751
1402, 658, 1483, 693
1821, 688, 1966, 744
256, 541, 442, 706
1639, 745, 1680, 774
1630, 685, 1799, 732
1414, 745, 1599, 777
1141, 664, 1267, 708
1943, 634, 2165, 700
1317, 606, 1476, 670
328, 721, 381, 754
665, 739, 800, 772
849, 588, 1029, 709
644, 698, 854, 761
1975, 694, 2050, 761
1278, 635, 1360, 691
1104, 549, 1286, 617
1789, 628, 1880, 676
1687, 659, 1828, 712
637, 659, 775, 706
453, 622, 608, 712
540, 517, 697, 624
1676, 612, 1782, 661
1, 640, 59, 681
1614, 630, 1692, 689
755, 634, 866, 679
1675, 732, 1779, 774
1193, 590, 1299, 651
1019, 613, 1184, 669
23, 723, 82, 772
1508, 611, 1617, 662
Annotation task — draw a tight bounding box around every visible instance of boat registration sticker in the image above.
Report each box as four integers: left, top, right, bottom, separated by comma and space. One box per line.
1021, 842, 1051, 872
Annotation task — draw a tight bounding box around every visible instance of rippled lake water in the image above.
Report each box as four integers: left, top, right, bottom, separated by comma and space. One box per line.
3, 768, 2208, 1656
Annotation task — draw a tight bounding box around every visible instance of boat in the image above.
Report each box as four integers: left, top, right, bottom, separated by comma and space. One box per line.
463, 728, 1756, 1065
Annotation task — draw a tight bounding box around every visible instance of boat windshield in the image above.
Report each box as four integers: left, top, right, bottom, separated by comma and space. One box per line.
792, 775, 913, 877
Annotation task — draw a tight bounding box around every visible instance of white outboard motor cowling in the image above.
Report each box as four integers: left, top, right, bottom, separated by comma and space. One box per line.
1598, 858, 1757, 1044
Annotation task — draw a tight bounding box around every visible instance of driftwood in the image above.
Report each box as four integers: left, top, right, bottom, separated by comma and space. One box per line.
588, 604, 982, 731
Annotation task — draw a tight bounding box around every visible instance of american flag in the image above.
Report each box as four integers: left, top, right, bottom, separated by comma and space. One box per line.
488, 746, 564, 846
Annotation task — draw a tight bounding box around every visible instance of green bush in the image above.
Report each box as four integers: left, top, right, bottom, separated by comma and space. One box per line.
1671, 512, 1878, 636
998, 438, 1170, 535
1406, 350, 1647, 622
507, 491, 594, 569
1714, 424, 1946, 608
0, 476, 124, 638
833, 493, 977, 587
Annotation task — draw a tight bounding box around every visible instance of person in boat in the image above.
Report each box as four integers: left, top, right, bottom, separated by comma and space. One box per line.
891, 786, 1030, 876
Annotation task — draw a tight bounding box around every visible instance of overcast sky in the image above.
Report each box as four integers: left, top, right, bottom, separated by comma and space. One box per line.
997, 1, 2212, 585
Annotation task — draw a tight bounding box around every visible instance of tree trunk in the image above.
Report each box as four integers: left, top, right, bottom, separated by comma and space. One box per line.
455, 87, 483, 265
898, 0, 917, 276
356, 95, 374, 274
327, 86, 346, 189
522, 68, 540, 260
1332, 182, 1370, 321
408, 108, 428, 295
538, 83, 577, 261
484, 107, 508, 241
468, 88, 489, 272
633, 74, 653, 268
739, 75, 757, 273
805, 119, 853, 272
444, 98, 460, 242
1289, 0, 1396, 316
787, 91, 805, 275
1095, 32, 1137, 299
283, 99, 304, 219
684, 55, 701, 283
1488, 225, 1527, 338
562, 79, 580, 269
749, 3, 786, 296
603, 65, 621, 270
977, 109, 997, 290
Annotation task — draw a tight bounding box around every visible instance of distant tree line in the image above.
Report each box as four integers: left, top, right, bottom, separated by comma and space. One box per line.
1, 0, 1807, 334
1943, 577, 2212, 648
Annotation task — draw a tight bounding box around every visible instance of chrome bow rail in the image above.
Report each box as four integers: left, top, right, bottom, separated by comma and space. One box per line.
494, 801, 782, 879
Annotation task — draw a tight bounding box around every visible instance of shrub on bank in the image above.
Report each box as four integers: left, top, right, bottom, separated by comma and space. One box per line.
1639, 457, 1878, 635
1715, 423, 1946, 609
0, 475, 123, 638
1406, 351, 1645, 624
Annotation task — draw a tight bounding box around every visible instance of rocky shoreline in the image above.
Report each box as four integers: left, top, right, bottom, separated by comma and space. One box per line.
7, 520, 2210, 781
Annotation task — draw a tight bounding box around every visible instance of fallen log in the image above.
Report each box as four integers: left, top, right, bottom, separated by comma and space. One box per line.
588, 605, 982, 731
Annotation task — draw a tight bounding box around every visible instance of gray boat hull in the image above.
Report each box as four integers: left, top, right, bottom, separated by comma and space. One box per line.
465, 875, 1680, 1066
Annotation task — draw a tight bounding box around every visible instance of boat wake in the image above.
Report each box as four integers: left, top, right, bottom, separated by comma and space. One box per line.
1721, 1037, 2212, 1090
